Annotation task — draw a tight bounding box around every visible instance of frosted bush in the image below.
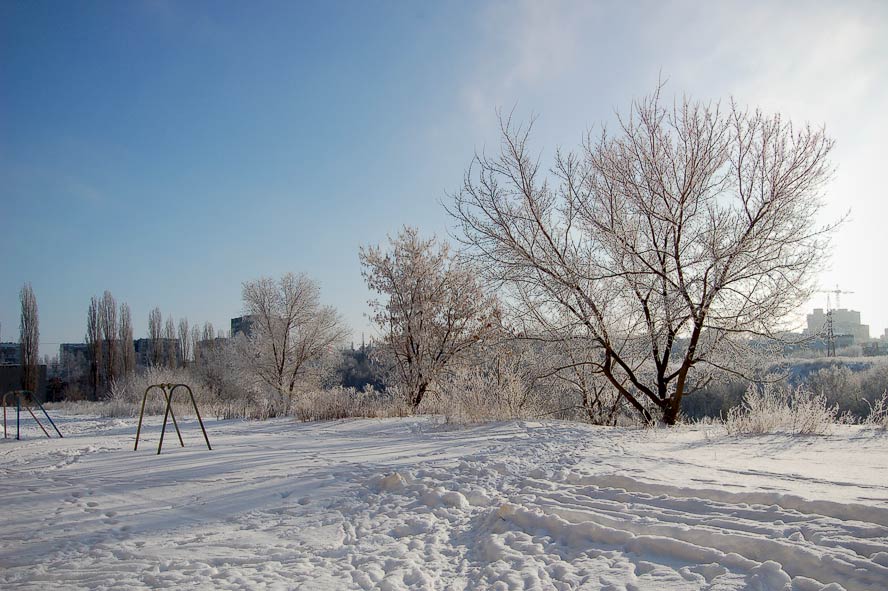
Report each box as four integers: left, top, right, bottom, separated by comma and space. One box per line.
863, 392, 888, 429
725, 382, 839, 435
428, 362, 549, 424
43, 399, 133, 418
107, 366, 206, 417
46, 367, 200, 419
291, 386, 406, 421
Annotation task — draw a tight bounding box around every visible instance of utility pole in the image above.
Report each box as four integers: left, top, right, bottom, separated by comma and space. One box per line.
825, 307, 836, 357
816, 285, 854, 358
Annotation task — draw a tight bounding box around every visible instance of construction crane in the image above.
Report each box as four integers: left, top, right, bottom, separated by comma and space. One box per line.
815, 285, 855, 357
817, 285, 855, 311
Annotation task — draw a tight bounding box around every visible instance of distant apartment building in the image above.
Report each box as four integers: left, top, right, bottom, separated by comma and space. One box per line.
56, 338, 186, 375
1, 342, 48, 399
0, 342, 22, 365
873, 329, 888, 354
133, 338, 181, 368
194, 337, 229, 362
60, 343, 89, 363
59, 343, 90, 378
804, 308, 870, 343
231, 315, 256, 338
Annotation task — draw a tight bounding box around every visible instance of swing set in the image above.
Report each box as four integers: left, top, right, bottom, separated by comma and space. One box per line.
2, 390, 64, 440
3, 384, 212, 455
134, 383, 212, 455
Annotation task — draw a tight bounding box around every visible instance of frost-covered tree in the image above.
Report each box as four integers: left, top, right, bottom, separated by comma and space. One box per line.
19, 283, 39, 393
360, 227, 499, 409
86, 296, 102, 399
164, 315, 177, 367
148, 307, 163, 366
119, 302, 135, 377
450, 90, 836, 424
98, 290, 118, 387
190, 324, 202, 365
242, 273, 347, 401
191, 334, 255, 417
178, 318, 191, 364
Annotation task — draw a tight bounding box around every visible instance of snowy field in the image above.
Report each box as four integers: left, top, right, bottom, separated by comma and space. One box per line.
1, 413, 887, 590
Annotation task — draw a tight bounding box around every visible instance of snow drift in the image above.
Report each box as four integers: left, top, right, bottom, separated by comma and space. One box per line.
2, 414, 887, 590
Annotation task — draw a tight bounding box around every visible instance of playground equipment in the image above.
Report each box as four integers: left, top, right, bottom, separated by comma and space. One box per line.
134, 383, 212, 455
2, 390, 63, 440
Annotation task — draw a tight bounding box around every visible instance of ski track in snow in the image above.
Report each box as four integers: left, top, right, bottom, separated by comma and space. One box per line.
1, 414, 887, 590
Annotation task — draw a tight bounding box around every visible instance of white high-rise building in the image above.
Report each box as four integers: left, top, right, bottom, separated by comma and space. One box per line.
805, 308, 870, 342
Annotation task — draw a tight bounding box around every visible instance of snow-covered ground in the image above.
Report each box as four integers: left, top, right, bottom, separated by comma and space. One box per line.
1, 413, 887, 590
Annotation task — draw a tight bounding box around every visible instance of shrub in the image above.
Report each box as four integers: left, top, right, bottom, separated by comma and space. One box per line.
724, 382, 839, 435
863, 391, 888, 429
292, 386, 406, 422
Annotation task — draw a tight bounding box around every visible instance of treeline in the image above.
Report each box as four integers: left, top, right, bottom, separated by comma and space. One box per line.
74, 290, 228, 399
84, 291, 134, 396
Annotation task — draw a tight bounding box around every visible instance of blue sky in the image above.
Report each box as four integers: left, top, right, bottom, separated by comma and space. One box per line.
2, 1, 887, 355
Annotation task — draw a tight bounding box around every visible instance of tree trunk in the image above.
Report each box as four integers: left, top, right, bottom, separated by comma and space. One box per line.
411, 382, 429, 410
662, 396, 682, 426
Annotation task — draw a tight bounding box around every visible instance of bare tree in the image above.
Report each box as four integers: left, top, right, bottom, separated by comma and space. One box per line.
360, 227, 499, 409
164, 315, 177, 367
190, 324, 202, 365
178, 318, 191, 365
19, 283, 39, 394
449, 91, 836, 424
119, 302, 135, 377
148, 307, 163, 366
86, 297, 102, 399
242, 273, 347, 402
197, 321, 216, 360
202, 321, 215, 343
98, 290, 118, 387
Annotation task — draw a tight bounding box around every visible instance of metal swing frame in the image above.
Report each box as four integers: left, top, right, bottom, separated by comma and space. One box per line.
134, 383, 212, 455
3, 390, 63, 440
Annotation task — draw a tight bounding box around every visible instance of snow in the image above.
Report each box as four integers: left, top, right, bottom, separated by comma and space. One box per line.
2, 413, 887, 590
